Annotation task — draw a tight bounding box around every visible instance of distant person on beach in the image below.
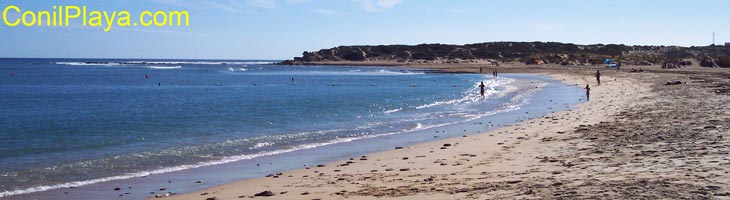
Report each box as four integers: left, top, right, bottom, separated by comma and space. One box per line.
479, 66, 483, 74
585, 84, 591, 101
479, 81, 486, 97
595, 70, 601, 85
492, 69, 497, 77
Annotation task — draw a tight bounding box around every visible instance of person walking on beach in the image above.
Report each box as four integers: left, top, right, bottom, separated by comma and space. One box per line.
595, 70, 601, 85
479, 66, 483, 74
479, 81, 486, 97
585, 84, 591, 101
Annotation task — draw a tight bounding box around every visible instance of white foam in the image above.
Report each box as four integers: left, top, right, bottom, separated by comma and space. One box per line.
0, 138, 351, 198
248, 142, 275, 150
415, 98, 463, 109
148, 66, 182, 69
415, 78, 513, 110
0, 114, 483, 198
383, 108, 402, 114
375, 69, 423, 75
227, 67, 248, 72
508, 82, 548, 106
55, 62, 121, 66
407, 122, 452, 132
56, 61, 275, 67
123, 61, 275, 65
459, 81, 550, 122
249, 69, 422, 76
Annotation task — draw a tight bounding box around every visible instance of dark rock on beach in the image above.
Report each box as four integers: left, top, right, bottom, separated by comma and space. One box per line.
254, 190, 275, 197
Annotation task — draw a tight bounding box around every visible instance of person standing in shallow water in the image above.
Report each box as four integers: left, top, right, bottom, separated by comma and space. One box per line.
479, 81, 486, 97
595, 70, 601, 85
585, 84, 591, 101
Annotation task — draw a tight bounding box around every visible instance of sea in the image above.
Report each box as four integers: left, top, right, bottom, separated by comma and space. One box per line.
0, 58, 584, 199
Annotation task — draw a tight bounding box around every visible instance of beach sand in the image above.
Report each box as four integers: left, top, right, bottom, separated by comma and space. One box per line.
162, 64, 730, 199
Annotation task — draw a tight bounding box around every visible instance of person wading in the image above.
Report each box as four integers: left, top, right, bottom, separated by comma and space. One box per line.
479, 81, 486, 97
585, 84, 591, 101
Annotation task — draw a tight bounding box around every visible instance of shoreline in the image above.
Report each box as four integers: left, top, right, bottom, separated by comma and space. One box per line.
7, 63, 729, 199
168, 63, 730, 198
3, 69, 581, 200
165, 67, 644, 199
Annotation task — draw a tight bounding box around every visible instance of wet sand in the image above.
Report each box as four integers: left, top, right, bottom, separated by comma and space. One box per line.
163, 64, 730, 199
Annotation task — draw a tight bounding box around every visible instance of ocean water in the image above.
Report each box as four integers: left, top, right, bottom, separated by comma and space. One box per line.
0, 58, 583, 198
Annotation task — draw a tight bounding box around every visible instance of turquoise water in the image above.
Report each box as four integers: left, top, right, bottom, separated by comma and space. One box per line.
0, 58, 582, 198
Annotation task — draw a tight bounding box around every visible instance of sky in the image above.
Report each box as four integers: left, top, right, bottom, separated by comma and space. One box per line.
0, 0, 729, 60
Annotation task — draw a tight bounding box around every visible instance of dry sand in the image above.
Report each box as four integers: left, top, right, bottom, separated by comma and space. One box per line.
161, 64, 730, 199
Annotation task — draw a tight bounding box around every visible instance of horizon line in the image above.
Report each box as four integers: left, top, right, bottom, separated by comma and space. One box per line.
1, 41, 727, 61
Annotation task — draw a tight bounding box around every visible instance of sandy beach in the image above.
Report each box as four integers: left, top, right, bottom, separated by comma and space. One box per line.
3, 1, 728, 199
157, 63, 730, 199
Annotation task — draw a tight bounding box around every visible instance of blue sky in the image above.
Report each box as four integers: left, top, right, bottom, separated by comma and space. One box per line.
1, 0, 728, 59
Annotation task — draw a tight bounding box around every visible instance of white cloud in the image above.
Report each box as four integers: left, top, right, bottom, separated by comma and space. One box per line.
352, 0, 403, 12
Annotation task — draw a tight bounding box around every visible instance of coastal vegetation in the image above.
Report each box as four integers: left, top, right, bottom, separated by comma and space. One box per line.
283, 42, 730, 67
